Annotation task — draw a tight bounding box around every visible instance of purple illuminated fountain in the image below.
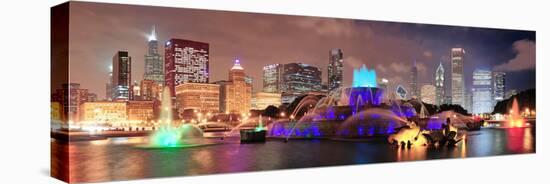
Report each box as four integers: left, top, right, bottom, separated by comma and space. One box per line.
268, 64, 400, 140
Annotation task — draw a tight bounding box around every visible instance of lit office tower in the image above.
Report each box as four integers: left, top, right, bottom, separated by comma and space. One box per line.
451, 48, 465, 107
472, 69, 493, 114
263, 64, 282, 93
328, 49, 344, 92
409, 61, 419, 98
143, 25, 164, 85
220, 60, 253, 114
420, 84, 436, 105
493, 72, 506, 102
112, 51, 132, 101
164, 38, 209, 97
262, 63, 322, 93
105, 65, 113, 101
435, 62, 445, 105
282, 63, 322, 93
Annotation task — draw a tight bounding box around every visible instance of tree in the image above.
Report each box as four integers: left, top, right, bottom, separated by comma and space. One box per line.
492, 89, 535, 114
262, 105, 280, 118
438, 104, 468, 115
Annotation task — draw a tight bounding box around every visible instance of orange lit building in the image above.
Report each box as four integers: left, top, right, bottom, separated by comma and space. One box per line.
175, 83, 220, 113
140, 79, 162, 101
252, 92, 281, 110
127, 101, 155, 122
219, 60, 252, 114
79, 101, 127, 125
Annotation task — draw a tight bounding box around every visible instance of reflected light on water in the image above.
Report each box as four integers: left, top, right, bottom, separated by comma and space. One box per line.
397, 147, 427, 161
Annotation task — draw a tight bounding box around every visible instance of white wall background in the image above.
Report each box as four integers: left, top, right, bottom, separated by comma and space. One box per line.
0, 0, 546, 183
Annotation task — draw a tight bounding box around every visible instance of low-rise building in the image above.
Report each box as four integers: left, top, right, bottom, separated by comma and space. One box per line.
175, 83, 220, 113
252, 92, 282, 110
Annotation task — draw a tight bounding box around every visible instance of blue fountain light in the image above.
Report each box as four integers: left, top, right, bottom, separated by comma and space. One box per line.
352, 64, 377, 88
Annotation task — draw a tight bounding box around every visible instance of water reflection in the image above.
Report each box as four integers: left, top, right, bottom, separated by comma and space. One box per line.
52, 128, 534, 183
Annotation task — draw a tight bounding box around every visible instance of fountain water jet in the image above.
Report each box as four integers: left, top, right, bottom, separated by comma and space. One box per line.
507, 98, 525, 128
141, 86, 204, 148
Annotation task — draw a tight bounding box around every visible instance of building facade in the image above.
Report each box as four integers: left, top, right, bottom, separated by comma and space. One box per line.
144, 26, 164, 85
140, 79, 162, 101
105, 67, 113, 101
262, 63, 322, 94
451, 48, 465, 108
262, 64, 282, 93
252, 92, 282, 110
493, 72, 506, 102
165, 38, 209, 97
283, 63, 322, 93
79, 101, 127, 125
127, 101, 155, 122
112, 51, 132, 101
175, 82, 220, 113
220, 60, 252, 114
51, 83, 89, 123
420, 84, 436, 105
435, 62, 445, 105
472, 69, 493, 114
328, 49, 344, 92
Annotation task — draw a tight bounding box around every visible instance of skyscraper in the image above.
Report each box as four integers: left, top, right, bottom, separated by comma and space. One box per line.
409, 60, 419, 98
451, 48, 465, 108
105, 65, 113, 101
493, 72, 506, 102
262, 63, 322, 94
435, 62, 445, 105
472, 69, 493, 114
51, 83, 89, 122
143, 25, 164, 85
164, 38, 209, 97
282, 63, 322, 93
112, 51, 132, 101
262, 64, 282, 93
220, 59, 253, 114
328, 49, 344, 92
420, 84, 436, 105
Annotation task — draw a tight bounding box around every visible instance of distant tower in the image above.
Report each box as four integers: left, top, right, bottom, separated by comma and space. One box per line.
143, 25, 164, 85
328, 49, 344, 92
451, 48, 465, 108
472, 69, 493, 114
409, 60, 419, 99
435, 62, 445, 105
112, 51, 132, 101
105, 65, 113, 101
493, 72, 506, 102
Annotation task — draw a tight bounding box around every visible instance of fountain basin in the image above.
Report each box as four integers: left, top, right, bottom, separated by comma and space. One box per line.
135, 143, 220, 149
240, 129, 266, 143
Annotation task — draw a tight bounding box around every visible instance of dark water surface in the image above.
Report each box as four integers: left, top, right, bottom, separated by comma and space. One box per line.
51, 127, 535, 183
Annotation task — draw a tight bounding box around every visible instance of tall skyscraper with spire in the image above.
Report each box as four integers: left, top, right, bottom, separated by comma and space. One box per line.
328, 49, 344, 93
409, 60, 419, 98
143, 25, 164, 85
451, 48, 465, 108
435, 62, 445, 105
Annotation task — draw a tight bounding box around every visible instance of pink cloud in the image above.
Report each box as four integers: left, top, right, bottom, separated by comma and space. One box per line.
494, 40, 535, 72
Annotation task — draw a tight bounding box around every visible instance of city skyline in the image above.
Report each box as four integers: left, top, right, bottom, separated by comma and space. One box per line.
64, 2, 535, 100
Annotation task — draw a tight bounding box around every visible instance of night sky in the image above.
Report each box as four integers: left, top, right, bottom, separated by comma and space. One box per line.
66, 2, 536, 99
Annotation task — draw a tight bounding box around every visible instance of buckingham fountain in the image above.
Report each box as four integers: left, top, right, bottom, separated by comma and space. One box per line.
140, 65, 481, 148
268, 64, 472, 147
